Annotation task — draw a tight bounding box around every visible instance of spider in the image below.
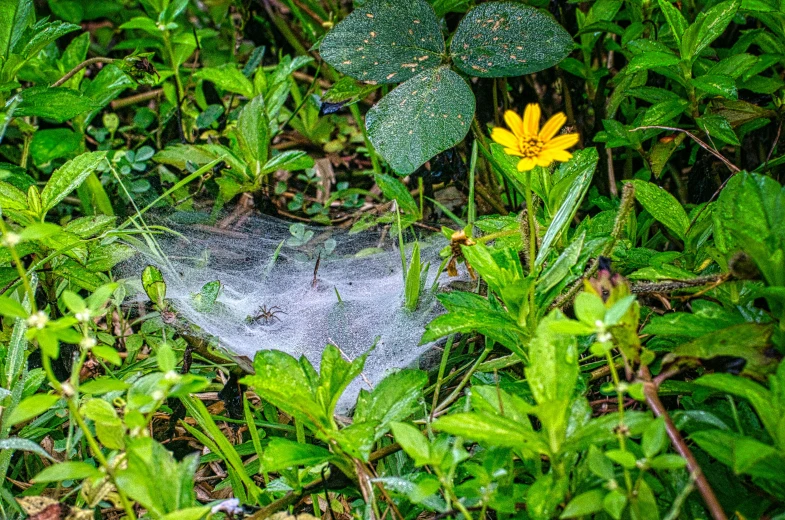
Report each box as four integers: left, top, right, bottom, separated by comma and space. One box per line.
246, 305, 286, 325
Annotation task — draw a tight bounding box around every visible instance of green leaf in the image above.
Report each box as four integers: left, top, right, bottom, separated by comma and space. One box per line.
561, 489, 606, 518
663, 323, 777, 380
433, 413, 549, 453
195, 64, 254, 98
320, 0, 444, 84
261, 151, 314, 175
528, 312, 579, 406
142, 265, 167, 307
691, 430, 785, 482
657, 0, 688, 45
404, 242, 422, 311
192, 280, 222, 313
694, 373, 780, 443
642, 417, 667, 458
32, 461, 101, 482
79, 377, 129, 395
0, 0, 33, 60
715, 172, 785, 286
115, 437, 199, 516
354, 369, 427, 437
40, 151, 107, 214
0, 295, 27, 319
262, 437, 334, 472
375, 174, 418, 214
15, 87, 99, 123
0, 437, 55, 461
537, 231, 585, 295
625, 51, 680, 73
391, 421, 432, 466
536, 148, 598, 267
696, 114, 740, 145
321, 77, 380, 107
680, 0, 740, 60
30, 128, 81, 166
423, 291, 527, 357
641, 99, 688, 126
603, 489, 628, 520
627, 179, 689, 241
692, 74, 737, 99
236, 94, 270, 174
366, 67, 475, 175
5, 394, 60, 427
450, 3, 572, 78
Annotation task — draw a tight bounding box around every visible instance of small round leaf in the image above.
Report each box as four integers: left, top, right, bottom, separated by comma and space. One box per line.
320, 0, 445, 84
450, 3, 573, 78
366, 67, 475, 175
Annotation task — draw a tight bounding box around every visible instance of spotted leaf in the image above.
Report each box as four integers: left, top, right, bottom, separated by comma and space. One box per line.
320, 0, 445, 84
450, 3, 573, 78
366, 67, 475, 175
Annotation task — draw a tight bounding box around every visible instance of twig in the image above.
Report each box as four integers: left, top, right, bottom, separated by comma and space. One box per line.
550, 183, 636, 310
52, 57, 115, 87
630, 125, 740, 173
111, 89, 163, 109
639, 365, 727, 520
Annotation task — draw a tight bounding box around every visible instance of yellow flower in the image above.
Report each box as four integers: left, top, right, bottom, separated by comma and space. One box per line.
490, 104, 579, 172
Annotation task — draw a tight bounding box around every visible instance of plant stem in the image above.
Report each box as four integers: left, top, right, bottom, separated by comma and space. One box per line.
52, 57, 115, 87
639, 365, 727, 520
523, 170, 538, 333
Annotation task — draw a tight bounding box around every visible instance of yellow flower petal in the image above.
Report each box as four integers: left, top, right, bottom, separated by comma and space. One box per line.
535, 154, 554, 167
504, 110, 525, 139
539, 112, 567, 141
549, 149, 573, 162
504, 147, 524, 157
543, 133, 579, 151
517, 157, 536, 171
491, 127, 519, 150
523, 104, 541, 136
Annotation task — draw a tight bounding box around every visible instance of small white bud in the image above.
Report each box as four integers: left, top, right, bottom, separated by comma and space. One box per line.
60, 382, 76, 398
1, 232, 21, 248
80, 337, 96, 350
26, 311, 49, 329
151, 390, 165, 401
597, 331, 612, 343
163, 370, 179, 382
75, 310, 91, 323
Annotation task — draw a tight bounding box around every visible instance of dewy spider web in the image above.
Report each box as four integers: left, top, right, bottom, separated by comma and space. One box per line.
119, 211, 451, 410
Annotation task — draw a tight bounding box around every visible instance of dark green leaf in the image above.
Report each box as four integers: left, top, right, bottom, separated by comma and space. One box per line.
32, 461, 101, 482
628, 179, 689, 241
16, 87, 99, 123
366, 67, 474, 174
262, 438, 334, 472
320, 0, 444, 84
40, 151, 106, 214
450, 3, 572, 78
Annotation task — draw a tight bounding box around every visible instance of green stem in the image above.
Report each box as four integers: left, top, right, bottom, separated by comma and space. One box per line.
524, 171, 537, 334
68, 401, 137, 518
350, 103, 381, 174
605, 349, 634, 493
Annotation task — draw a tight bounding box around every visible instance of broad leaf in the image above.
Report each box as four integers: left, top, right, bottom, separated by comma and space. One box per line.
434, 412, 549, 453
15, 87, 99, 123
627, 179, 689, 241
320, 0, 444, 84
40, 151, 107, 214
262, 438, 334, 472
366, 67, 475, 174
536, 148, 598, 267
450, 3, 572, 78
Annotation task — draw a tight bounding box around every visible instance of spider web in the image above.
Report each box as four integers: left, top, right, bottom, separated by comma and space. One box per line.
118, 210, 452, 409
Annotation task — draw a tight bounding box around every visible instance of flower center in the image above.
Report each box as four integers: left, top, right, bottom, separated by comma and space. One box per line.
519, 135, 543, 158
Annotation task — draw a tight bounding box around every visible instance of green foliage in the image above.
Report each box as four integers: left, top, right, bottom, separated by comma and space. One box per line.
320, 0, 571, 173
1, 0, 785, 517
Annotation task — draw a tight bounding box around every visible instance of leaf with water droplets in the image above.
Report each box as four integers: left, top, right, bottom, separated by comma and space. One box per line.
320, 0, 445, 84
366, 67, 475, 175
450, 3, 573, 78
